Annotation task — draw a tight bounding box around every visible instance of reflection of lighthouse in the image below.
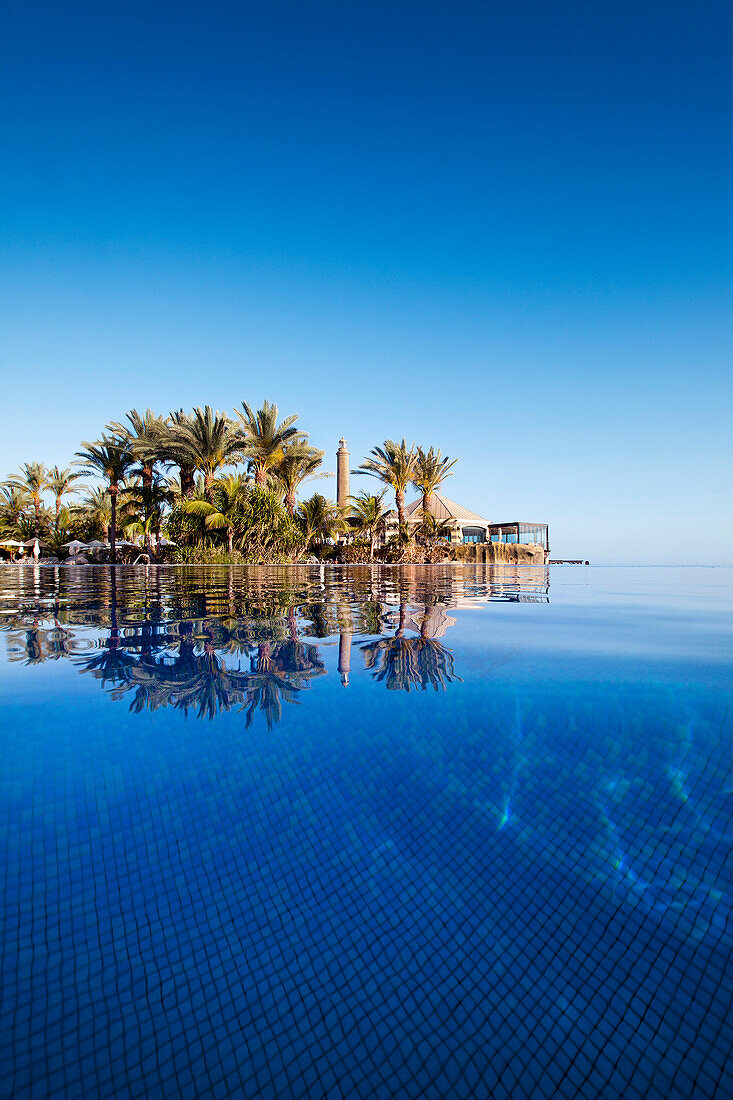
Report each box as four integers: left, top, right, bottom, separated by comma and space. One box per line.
338, 629, 352, 686
337, 437, 350, 509
338, 601, 352, 686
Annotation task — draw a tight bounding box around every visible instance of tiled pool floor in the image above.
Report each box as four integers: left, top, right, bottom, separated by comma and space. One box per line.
0, 565, 731, 1097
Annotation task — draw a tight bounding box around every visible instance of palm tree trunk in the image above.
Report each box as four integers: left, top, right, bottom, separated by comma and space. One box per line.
395, 489, 408, 530
370, 533, 375, 561
178, 623, 195, 670
255, 466, 267, 487
109, 483, 118, 564
34, 499, 41, 540
285, 491, 296, 516
142, 464, 153, 490
204, 472, 214, 503
180, 465, 195, 500
422, 490, 432, 515
228, 528, 234, 553
55, 498, 61, 530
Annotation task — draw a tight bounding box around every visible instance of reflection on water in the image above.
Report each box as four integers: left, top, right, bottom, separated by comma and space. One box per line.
1, 565, 732, 1098
76, 631, 327, 726
359, 603, 462, 692
0, 564, 548, 718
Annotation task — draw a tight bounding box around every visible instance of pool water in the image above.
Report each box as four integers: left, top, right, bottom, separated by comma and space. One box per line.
0, 564, 731, 1099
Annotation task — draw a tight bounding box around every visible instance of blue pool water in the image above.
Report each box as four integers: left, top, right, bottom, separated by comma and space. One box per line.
0, 564, 731, 1099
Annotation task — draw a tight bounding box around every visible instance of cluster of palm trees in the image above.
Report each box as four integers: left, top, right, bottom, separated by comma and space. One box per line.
2, 404, 458, 563
72, 401, 334, 561
354, 439, 457, 559
0, 462, 87, 548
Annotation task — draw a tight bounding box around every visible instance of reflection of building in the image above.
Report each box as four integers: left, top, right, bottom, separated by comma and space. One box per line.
403, 606, 457, 638
337, 601, 353, 686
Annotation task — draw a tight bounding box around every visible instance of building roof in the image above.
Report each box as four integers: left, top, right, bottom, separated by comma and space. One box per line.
490, 521, 548, 528
404, 491, 488, 526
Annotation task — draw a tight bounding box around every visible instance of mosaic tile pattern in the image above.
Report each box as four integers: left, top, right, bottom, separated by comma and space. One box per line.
0, 565, 732, 1098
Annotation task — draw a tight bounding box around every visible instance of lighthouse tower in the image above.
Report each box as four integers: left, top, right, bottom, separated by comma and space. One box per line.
337, 437, 350, 509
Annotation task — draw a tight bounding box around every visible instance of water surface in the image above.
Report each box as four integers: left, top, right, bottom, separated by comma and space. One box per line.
1, 565, 731, 1098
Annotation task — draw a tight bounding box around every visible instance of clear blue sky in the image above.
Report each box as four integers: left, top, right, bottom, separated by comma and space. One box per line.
1, 1, 731, 563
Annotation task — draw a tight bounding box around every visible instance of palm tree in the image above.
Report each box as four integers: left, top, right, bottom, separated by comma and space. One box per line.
297, 493, 344, 552
238, 486, 304, 560
184, 474, 248, 553
5, 462, 49, 538
78, 486, 112, 540
273, 443, 331, 516
167, 406, 240, 500
417, 512, 452, 544
357, 439, 416, 532
0, 485, 30, 538
45, 507, 75, 557
411, 446, 458, 515
75, 436, 133, 562
121, 475, 174, 552
156, 410, 198, 500
349, 489, 390, 561
235, 400, 305, 486
47, 466, 84, 529
108, 409, 168, 488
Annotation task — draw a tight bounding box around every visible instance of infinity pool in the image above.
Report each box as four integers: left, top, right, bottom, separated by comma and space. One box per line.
0, 565, 731, 1098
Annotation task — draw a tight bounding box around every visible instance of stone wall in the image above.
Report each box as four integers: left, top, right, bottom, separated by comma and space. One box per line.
451, 542, 547, 564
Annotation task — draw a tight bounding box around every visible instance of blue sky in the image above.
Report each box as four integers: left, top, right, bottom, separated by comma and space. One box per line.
1, 0, 731, 563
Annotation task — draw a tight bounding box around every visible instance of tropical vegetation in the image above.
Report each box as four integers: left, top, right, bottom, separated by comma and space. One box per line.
1, 400, 458, 563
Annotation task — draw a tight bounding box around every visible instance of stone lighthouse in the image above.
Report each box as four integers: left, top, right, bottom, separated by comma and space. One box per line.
337, 437, 350, 509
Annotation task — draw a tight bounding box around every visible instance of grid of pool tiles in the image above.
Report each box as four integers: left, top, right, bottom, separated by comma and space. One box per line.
1, 635, 732, 1096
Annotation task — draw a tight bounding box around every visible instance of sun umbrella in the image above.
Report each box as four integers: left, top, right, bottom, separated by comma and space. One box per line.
63, 539, 85, 549
0, 539, 25, 547
158, 536, 177, 546
85, 539, 107, 548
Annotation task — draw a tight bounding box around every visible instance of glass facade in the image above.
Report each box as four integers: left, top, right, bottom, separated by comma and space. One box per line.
489, 524, 549, 550
518, 525, 549, 549
462, 527, 486, 544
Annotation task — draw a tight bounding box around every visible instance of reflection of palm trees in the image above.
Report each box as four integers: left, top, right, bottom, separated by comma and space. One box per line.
23, 623, 43, 663
359, 604, 460, 692
73, 620, 326, 726
6, 617, 75, 664
0, 562, 558, 706
241, 638, 326, 727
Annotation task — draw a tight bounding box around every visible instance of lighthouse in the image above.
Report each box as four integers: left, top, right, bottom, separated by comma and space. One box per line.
337, 437, 350, 509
